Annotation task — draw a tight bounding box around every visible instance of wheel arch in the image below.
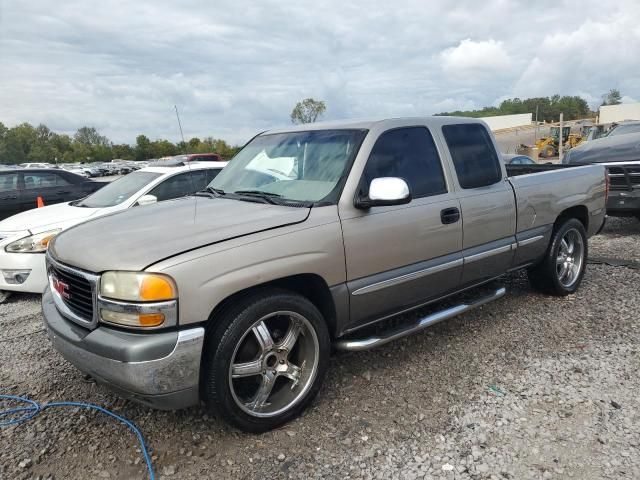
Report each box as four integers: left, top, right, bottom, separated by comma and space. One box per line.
205, 273, 340, 339
554, 205, 589, 232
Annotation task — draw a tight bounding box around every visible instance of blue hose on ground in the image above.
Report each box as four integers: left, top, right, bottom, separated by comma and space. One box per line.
0, 394, 155, 480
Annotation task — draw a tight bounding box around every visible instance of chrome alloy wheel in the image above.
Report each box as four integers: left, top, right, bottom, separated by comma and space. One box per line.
556, 228, 585, 288
228, 311, 320, 418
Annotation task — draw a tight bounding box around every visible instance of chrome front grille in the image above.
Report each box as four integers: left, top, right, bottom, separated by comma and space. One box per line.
46, 254, 99, 329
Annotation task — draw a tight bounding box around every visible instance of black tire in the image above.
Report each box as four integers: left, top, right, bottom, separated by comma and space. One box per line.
541, 145, 556, 158
528, 218, 588, 296
0, 290, 12, 304
202, 288, 330, 433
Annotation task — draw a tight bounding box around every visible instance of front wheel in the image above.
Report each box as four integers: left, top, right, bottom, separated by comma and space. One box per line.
540, 144, 556, 158
528, 218, 588, 296
0, 290, 12, 304
202, 289, 330, 433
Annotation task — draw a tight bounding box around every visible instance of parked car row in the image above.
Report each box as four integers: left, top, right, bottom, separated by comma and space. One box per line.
29, 117, 607, 433
0, 161, 226, 302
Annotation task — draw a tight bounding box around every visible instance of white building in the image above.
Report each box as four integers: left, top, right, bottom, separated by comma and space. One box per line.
599, 102, 640, 123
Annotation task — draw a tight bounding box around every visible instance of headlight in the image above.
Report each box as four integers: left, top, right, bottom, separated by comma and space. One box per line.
100, 271, 177, 302
5, 229, 61, 253
98, 271, 178, 329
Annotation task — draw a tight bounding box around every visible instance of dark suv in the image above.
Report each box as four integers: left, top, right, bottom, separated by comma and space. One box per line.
0, 169, 104, 220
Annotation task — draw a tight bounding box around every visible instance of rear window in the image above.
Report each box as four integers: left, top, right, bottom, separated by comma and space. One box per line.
442, 123, 502, 189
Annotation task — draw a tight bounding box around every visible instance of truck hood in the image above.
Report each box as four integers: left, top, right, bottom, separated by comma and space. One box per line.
566, 131, 640, 164
49, 197, 311, 272
0, 202, 101, 234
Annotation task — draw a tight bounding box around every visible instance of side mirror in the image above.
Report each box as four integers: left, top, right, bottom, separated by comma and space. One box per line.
355, 177, 411, 209
136, 194, 158, 206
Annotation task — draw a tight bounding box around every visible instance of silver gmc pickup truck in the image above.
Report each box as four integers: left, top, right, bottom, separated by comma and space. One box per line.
42, 117, 607, 432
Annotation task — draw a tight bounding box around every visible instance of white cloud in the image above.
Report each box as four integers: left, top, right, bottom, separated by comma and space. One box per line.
0, 0, 639, 144
513, 9, 640, 108
440, 39, 511, 75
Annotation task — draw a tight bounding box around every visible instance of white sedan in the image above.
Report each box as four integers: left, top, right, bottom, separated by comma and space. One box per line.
0, 161, 226, 301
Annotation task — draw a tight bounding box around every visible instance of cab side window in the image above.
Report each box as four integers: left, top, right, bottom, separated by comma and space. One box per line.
442, 123, 502, 189
361, 127, 447, 199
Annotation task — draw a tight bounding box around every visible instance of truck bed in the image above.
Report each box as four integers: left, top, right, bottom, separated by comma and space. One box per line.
506, 163, 606, 237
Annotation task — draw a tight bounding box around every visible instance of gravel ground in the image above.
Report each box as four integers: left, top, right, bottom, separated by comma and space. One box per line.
1, 217, 639, 480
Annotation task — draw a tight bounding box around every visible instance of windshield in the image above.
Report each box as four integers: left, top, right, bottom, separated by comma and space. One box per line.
75, 171, 162, 208
209, 129, 366, 204
606, 124, 640, 137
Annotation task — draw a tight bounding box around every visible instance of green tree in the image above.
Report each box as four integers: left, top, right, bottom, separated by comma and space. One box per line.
0, 123, 37, 164
290, 98, 326, 124
134, 134, 153, 161
437, 94, 592, 122
74, 126, 110, 146
602, 89, 622, 106
151, 139, 179, 158
112, 143, 135, 160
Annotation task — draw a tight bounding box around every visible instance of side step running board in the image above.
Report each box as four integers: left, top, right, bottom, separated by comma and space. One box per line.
333, 286, 506, 352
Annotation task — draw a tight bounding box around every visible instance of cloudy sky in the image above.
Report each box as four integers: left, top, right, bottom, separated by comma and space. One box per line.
1, 0, 638, 144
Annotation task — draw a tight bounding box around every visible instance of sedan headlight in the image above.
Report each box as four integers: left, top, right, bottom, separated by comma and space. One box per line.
5, 229, 61, 253
98, 271, 178, 329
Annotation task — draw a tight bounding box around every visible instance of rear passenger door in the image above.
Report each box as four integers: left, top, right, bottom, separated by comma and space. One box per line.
340, 126, 463, 331
20, 171, 74, 209
0, 172, 21, 219
441, 123, 517, 286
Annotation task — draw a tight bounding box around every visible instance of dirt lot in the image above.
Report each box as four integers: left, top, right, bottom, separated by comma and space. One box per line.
1, 218, 639, 480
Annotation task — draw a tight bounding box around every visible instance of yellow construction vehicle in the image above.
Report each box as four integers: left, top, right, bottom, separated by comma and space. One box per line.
536, 126, 583, 158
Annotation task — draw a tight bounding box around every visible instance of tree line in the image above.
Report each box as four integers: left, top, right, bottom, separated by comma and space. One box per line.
0, 122, 242, 165
435, 95, 593, 122
1, 91, 625, 165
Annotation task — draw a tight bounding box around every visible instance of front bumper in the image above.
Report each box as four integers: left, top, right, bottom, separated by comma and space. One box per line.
607, 191, 640, 216
42, 287, 204, 410
0, 249, 48, 294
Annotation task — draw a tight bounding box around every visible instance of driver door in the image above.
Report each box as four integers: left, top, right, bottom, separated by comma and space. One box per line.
339, 126, 463, 332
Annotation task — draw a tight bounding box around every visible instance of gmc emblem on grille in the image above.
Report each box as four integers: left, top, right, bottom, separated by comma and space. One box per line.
52, 276, 70, 299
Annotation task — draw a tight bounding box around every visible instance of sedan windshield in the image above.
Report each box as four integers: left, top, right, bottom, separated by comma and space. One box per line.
75, 171, 162, 208
209, 129, 367, 204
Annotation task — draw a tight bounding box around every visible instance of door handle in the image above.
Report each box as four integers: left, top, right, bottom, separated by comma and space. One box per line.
440, 207, 460, 224
1, 196, 17, 200
56, 190, 71, 194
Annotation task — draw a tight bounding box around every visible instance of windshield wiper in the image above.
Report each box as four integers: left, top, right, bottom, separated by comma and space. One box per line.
206, 187, 226, 195
232, 190, 282, 204
194, 186, 226, 198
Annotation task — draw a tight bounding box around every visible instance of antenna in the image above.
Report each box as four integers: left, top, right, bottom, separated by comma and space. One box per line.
174, 105, 197, 218
174, 105, 187, 153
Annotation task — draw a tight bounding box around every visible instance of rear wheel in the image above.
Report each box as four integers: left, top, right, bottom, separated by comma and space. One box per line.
202, 289, 330, 433
528, 218, 587, 296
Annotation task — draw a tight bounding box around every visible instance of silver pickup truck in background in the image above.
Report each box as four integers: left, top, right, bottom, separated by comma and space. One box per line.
42, 117, 607, 432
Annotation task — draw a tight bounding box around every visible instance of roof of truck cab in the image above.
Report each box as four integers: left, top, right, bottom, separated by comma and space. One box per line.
263, 116, 485, 135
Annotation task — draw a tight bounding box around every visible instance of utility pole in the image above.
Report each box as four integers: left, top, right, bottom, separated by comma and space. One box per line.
534, 105, 539, 143
558, 112, 564, 163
